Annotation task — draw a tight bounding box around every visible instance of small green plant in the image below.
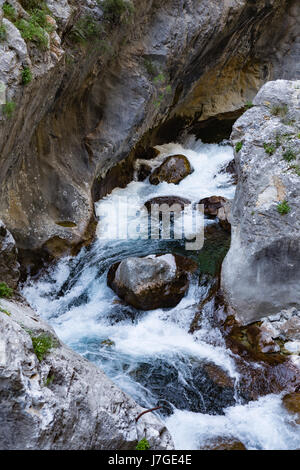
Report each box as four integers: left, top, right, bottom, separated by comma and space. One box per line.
297, 133, 300, 139
289, 164, 300, 176
283, 149, 297, 162
20, 0, 46, 11
0, 282, 13, 298
15, 17, 49, 49
263, 142, 275, 155
245, 101, 254, 110
277, 200, 291, 215
29, 332, 57, 361
143, 59, 157, 78
0, 23, 7, 41
44, 373, 55, 387
70, 15, 102, 44
21, 66, 32, 85
235, 142, 243, 152
0, 306, 11, 316
271, 104, 288, 118
101, 0, 134, 25
2, 2, 17, 22
2, 100, 16, 118
136, 438, 150, 450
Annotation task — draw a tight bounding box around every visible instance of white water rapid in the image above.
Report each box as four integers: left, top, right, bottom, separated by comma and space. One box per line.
23, 136, 300, 450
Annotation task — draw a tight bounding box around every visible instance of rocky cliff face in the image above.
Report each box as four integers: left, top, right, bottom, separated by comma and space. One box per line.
222, 79, 300, 324
0, 295, 173, 449
0, 0, 299, 260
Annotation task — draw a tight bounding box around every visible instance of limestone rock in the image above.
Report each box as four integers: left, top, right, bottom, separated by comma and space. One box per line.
0, 298, 174, 450
199, 196, 231, 232
107, 254, 197, 310
222, 80, 300, 324
199, 436, 246, 451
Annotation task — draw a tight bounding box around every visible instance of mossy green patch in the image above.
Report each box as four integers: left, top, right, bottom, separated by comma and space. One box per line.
0, 282, 13, 298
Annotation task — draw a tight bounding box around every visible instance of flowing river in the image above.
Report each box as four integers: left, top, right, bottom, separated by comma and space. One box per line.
23, 136, 300, 450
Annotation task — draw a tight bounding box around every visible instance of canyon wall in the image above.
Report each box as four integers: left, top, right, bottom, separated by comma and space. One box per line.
0, 0, 299, 260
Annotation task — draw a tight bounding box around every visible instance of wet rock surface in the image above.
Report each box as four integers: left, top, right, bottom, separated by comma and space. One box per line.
149, 155, 193, 186
282, 393, 300, 424
199, 436, 246, 451
108, 254, 197, 310
129, 358, 236, 416
199, 196, 232, 232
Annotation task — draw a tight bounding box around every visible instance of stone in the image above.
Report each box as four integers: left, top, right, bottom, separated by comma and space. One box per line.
107, 254, 196, 310
144, 196, 191, 212
0, 220, 20, 289
199, 196, 231, 232
0, 298, 174, 450
199, 436, 246, 451
282, 393, 300, 424
222, 80, 300, 324
149, 155, 193, 185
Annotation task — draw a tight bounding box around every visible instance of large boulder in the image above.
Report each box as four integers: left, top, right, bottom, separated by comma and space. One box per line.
0, 220, 20, 289
107, 254, 197, 310
222, 80, 300, 324
0, 299, 174, 450
149, 155, 193, 185
282, 393, 300, 424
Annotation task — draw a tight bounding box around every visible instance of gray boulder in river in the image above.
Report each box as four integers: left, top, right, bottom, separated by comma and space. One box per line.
108, 254, 197, 310
222, 80, 300, 324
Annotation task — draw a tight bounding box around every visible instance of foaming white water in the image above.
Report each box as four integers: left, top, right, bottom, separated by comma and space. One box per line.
166, 394, 300, 450
23, 136, 299, 450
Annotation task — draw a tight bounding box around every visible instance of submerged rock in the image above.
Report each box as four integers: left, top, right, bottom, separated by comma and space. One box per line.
107, 254, 197, 310
149, 155, 193, 185
0, 299, 173, 450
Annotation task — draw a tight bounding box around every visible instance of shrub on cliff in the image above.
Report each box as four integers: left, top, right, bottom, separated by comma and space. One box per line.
101, 0, 134, 25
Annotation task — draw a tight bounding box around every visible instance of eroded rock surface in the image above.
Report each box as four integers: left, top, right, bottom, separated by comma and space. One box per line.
0, 298, 174, 450
0, 1, 299, 257
222, 80, 300, 324
149, 154, 193, 185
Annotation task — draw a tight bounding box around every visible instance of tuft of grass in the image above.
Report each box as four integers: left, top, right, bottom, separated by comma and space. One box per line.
101, 0, 134, 25
283, 149, 297, 162
136, 438, 150, 450
235, 142, 243, 152
277, 200, 291, 215
143, 58, 158, 78
28, 332, 57, 361
2, 2, 17, 22
21, 66, 32, 85
70, 15, 103, 45
0, 23, 7, 41
0, 282, 13, 298
263, 142, 275, 155
0, 306, 11, 316
289, 164, 300, 176
15, 17, 49, 49
271, 104, 288, 118
44, 373, 55, 387
244, 101, 254, 110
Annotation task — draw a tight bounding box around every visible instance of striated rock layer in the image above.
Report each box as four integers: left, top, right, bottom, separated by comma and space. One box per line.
0, 0, 299, 259
222, 79, 300, 324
